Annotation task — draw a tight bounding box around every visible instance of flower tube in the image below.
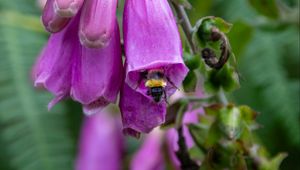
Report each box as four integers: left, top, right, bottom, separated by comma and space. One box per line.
79, 0, 118, 48
120, 83, 166, 137
42, 0, 71, 32
71, 23, 123, 115
76, 112, 123, 170
123, 0, 188, 100
34, 13, 123, 115
120, 0, 188, 135
54, 0, 85, 17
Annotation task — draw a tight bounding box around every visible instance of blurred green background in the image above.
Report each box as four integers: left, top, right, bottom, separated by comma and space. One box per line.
0, 0, 299, 170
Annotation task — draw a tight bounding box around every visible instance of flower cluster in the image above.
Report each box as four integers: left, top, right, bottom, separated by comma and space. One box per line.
33, 0, 188, 135
76, 108, 202, 170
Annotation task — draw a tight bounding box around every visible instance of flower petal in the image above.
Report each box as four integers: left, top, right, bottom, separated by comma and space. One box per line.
76, 112, 123, 170
79, 0, 118, 48
42, 0, 71, 33
123, 0, 188, 98
131, 130, 165, 170
71, 22, 123, 115
54, 0, 84, 17
34, 14, 80, 108
119, 83, 166, 135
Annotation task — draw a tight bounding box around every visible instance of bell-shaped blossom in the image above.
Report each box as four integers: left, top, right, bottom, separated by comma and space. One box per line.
120, 0, 188, 136
123, 0, 188, 98
130, 129, 165, 170
119, 83, 166, 137
76, 111, 123, 170
41, 0, 118, 48
33, 14, 123, 115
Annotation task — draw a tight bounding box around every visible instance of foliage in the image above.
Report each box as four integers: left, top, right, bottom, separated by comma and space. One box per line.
0, 0, 299, 169
0, 1, 83, 170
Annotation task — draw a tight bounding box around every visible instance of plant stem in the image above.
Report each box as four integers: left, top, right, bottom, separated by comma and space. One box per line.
171, 2, 229, 105
171, 2, 197, 54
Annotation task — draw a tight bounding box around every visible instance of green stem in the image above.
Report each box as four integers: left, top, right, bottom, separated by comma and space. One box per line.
171, 2, 229, 105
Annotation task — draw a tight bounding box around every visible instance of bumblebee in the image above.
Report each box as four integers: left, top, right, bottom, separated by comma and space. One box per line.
145, 69, 167, 102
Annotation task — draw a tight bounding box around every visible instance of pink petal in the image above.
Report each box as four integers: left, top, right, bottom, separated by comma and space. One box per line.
34, 14, 80, 108
54, 0, 84, 17
119, 83, 166, 135
76, 112, 123, 170
131, 130, 165, 170
79, 0, 118, 48
123, 0, 188, 98
42, 0, 71, 33
71, 22, 123, 115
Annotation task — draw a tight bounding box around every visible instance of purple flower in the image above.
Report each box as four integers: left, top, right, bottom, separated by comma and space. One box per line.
120, 0, 188, 136
33, 14, 123, 115
75, 111, 123, 170
42, 0, 118, 48
119, 83, 166, 138
130, 130, 165, 170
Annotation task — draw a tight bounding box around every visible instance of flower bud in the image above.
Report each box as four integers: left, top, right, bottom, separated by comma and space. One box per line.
54, 0, 84, 17
42, 0, 70, 33
71, 23, 123, 115
79, 0, 118, 48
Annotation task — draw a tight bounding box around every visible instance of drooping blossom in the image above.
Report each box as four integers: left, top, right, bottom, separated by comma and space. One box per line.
120, 83, 167, 138
76, 111, 123, 170
33, 14, 123, 115
120, 0, 188, 136
42, 0, 118, 48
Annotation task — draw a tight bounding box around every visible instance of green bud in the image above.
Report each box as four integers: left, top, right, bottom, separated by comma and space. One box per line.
183, 71, 197, 92
183, 52, 201, 70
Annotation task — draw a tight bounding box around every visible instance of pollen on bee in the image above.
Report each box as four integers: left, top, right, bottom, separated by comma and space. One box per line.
145, 79, 167, 88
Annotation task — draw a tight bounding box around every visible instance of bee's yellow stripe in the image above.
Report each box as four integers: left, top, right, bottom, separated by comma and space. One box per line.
145, 79, 167, 88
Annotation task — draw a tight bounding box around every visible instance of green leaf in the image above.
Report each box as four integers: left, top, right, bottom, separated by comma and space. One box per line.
260, 153, 287, 170
218, 106, 243, 140
0, 10, 82, 170
183, 52, 201, 70
183, 71, 197, 92
204, 64, 240, 93
249, 0, 280, 19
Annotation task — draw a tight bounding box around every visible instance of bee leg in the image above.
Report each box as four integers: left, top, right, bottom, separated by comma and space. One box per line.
166, 76, 179, 90
163, 89, 169, 104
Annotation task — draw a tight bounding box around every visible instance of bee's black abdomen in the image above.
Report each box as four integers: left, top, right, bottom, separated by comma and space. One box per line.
150, 87, 163, 102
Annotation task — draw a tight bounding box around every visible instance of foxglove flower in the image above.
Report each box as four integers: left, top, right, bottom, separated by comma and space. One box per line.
41, 0, 118, 48
120, 83, 166, 138
120, 0, 188, 136
123, 0, 188, 96
33, 14, 123, 115
131, 129, 165, 170
76, 111, 123, 170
